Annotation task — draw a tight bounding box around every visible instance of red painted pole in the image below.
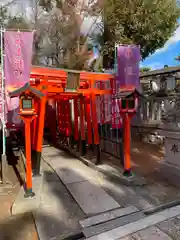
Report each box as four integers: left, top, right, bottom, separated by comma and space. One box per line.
74, 99, 79, 142
36, 96, 47, 164
57, 100, 61, 133
80, 96, 86, 155
64, 100, 69, 137
60, 100, 64, 135
25, 119, 33, 194
80, 97, 85, 140
67, 100, 72, 137
61, 99, 65, 137
31, 101, 39, 150
91, 94, 99, 145
21, 116, 37, 198
48, 100, 57, 144
85, 97, 92, 145
100, 81, 105, 125
123, 113, 132, 176
91, 94, 100, 163
52, 100, 57, 143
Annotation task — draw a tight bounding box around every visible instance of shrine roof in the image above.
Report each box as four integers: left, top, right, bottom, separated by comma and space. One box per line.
112, 88, 146, 99
31, 65, 113, 80
140, 66, 180, 78
9, 83, 45, 98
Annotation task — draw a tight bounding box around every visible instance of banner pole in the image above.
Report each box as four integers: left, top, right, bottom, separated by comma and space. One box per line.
0, 26, 9, 184
1, 26, 5, 155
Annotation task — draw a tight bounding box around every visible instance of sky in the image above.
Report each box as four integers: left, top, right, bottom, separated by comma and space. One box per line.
140, 20, 180, 70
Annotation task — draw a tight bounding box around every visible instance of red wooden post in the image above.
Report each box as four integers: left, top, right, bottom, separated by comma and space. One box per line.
57, 100, 61, 133
60, 101, 63, 134
67, 100, 72, 137
35, 97, 47, 175
91, 94, 99, 145
91, 93, 100, 163
31, 100, 39, 150
48, 99, 57, 144
64, 100, 69, 137
80, 96, 86, 155
123, 113, 133, 176
100, 81, 105, 125
21, 116, 37, 198
85, 97, 93, 149
61, 99, 65, 137
52, 100, 57, 144
74, 99, 79, 149
31, 100, 40, 175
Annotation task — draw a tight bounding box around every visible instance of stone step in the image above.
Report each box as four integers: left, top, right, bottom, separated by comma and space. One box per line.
86, 205, 180, 240
83, 211, 145, 238
80, 206, 139, 228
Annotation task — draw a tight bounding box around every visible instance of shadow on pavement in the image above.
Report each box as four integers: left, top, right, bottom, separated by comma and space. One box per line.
38, 166, 85, 239
0, 170, 85, 240
0, 210, 84, 240
0, 212, 38, 240
6, 149, 24, 186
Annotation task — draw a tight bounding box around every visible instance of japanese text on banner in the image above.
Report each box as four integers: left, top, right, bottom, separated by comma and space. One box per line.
4, 31, 34, 128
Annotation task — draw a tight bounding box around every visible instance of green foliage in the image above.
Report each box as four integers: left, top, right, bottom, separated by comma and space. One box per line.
6, 16, 30, 30
0, 6, 9, 25
140, 67, 151, 72
38, 0, 100, 70
0, 6, 31, 63
0, 5, 30, 30
175, 55, 180, 61
103, 0, 180, 60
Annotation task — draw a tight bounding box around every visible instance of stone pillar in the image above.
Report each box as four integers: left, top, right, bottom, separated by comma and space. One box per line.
157, 101, 162, 121
143, 101, 148, 122
158, 127, 180, 187
151, 101, 156, 121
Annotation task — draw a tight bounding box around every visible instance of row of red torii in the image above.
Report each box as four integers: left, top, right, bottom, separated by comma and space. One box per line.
9, 66, 142, 197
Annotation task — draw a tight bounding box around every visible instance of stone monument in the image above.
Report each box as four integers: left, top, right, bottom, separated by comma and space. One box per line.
158, 97, 180, 186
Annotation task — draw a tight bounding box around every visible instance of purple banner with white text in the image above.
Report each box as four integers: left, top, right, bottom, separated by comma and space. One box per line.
117, 45, 141, 91
4, 31, 34, 128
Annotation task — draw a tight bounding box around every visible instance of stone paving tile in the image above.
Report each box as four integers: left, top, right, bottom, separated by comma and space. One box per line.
66, 180, 120, 215
56, 167, 88, 184
99, 179, 154, 211
157, 217, 180, 240
120, 226, 172, 240
34, 161, 85, 240
43, 147, 156, 215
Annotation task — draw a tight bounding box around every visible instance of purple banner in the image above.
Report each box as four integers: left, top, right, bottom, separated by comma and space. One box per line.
4, 31, 34, 92
117, 45, 140, 90
4, 31, 34, 128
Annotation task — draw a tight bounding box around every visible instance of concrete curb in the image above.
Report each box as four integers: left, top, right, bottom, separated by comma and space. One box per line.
144, 199, 180, 215
54, 143, 146, 187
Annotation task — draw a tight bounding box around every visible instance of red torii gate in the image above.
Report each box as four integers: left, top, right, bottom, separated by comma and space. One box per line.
29, 66, 113, 175
9, 66, 113, 196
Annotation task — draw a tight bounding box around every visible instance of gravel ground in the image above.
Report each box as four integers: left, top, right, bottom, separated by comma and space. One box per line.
100, 139, 180, 206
